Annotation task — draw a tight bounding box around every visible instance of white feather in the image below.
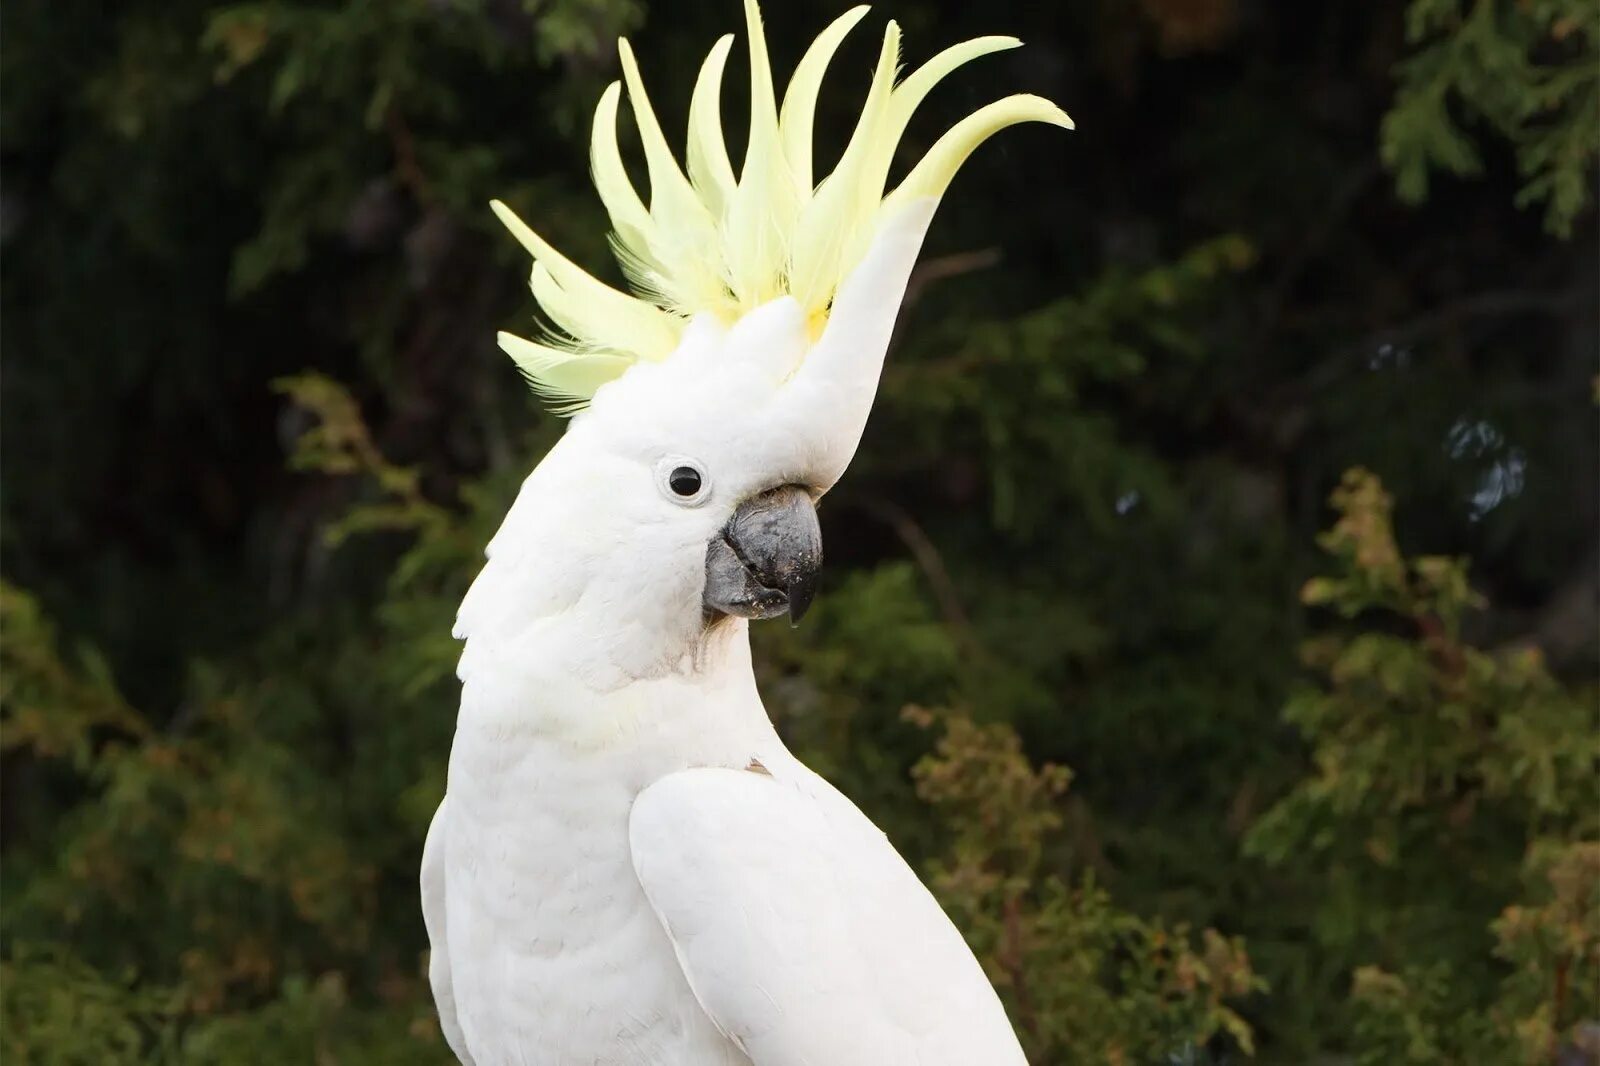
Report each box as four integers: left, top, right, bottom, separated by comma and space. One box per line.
631, 764, 1028, 1065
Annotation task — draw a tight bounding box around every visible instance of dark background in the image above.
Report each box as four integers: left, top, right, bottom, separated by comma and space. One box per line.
3, 0, 1596, 1062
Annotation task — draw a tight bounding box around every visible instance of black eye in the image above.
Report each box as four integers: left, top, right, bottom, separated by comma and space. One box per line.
668, 466, 703, 497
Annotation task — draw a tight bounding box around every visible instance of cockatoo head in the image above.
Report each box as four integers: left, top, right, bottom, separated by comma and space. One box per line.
477, 1, 1069, 674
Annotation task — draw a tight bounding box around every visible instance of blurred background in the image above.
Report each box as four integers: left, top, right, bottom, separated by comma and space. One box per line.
2, 0, 1596, 1062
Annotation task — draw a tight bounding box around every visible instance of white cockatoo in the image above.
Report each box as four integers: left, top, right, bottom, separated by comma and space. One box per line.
422, 3, 1071, 1062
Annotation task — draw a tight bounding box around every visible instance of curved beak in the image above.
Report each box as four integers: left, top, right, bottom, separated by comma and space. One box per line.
703, 485, 822, 626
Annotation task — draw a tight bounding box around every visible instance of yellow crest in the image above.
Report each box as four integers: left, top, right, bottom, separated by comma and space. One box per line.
494, 1, 1072, 411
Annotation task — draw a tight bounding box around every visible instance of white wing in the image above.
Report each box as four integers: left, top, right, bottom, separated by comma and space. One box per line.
421, 799, 476, 1066
628, 765, 1027, 1066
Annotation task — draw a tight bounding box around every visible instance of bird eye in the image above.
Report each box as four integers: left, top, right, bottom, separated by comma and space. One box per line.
668, 466, 702, 497
656, 456, 711, 506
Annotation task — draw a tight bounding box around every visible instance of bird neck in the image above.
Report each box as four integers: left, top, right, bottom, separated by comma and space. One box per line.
454, 611, 779, 775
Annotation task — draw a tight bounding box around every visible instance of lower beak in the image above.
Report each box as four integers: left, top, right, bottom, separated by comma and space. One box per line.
703, 484, 822, 625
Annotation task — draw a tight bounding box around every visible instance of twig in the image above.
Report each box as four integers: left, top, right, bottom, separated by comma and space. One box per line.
1414, 612, 1467, 677
385, 105, 432, 205
856, 497, 982, 658
1001, 891, 1039, 1041
1497, 548, 1598, 665
901, 248, 1002, 311
1243, 286, 1585, 448
1335, 289, 1583, 366
1552, 956, 1569, 1064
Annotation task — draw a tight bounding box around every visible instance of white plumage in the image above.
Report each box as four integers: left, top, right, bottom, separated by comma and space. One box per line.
423, 4, 1069, 1062
425, 630, 1022, 1064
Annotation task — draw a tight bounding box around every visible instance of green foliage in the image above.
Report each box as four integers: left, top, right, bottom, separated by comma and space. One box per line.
1344, 841, 1600, 1065
1, 947, 180, 1065
1248, 469, 1599, 1063
907, 709, 1262, 1063
0, 487, 482, 1062
890, 234, 1257, 534
1, 585, 148, 769
274, 372, 453, 545
3, 0, 1595, 1062
199, 0, 643, 295
1383, 0, 1599, 235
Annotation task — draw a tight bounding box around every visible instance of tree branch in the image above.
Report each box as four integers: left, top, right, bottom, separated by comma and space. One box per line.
856, 498, 983, 659
901, 248, 1002, 311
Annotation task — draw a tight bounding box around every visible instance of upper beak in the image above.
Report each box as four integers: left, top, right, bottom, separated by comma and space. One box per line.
703, 484, 822, 626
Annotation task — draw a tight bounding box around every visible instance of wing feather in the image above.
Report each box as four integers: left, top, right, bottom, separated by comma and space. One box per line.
628, 766, 1026, 1066
421, 799, 477, 1066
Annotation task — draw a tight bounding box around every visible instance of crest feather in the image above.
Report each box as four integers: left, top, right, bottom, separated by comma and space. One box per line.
779, 6, 872, 200
590, 82, 666, 283
498, 333, 636, 414
687, 34, 739, 215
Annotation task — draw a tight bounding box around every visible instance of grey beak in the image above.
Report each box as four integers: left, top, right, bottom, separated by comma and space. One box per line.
703, 485, 822, 626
